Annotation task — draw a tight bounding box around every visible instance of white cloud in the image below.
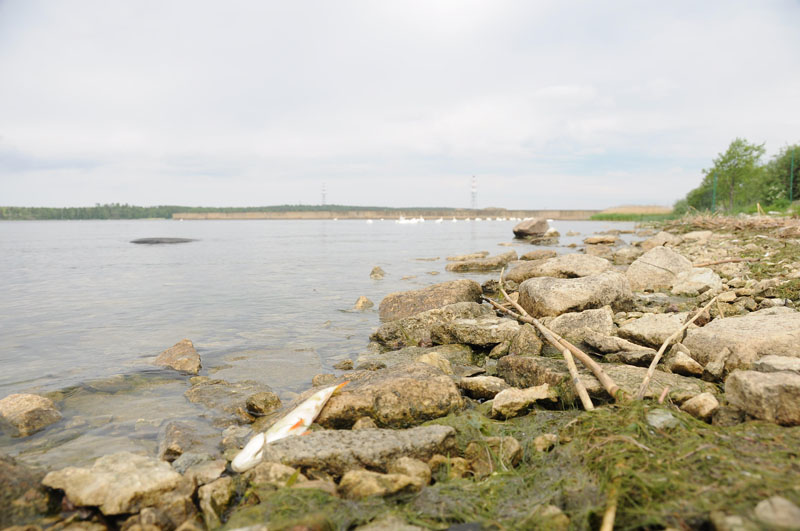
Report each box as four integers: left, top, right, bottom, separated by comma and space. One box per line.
1, 0, 798, 208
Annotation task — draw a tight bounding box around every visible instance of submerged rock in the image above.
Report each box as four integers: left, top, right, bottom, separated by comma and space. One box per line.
520, 249, 557, 261
370, 266, 385, 280
683, 307, 800, 371
131, 237, 195, 244
378, 280, 483, 321
158, 420, 221, 462
446, 251, 489, 261
185, 378, 274, 420
42, 452, 192, 517
315, 363, 463, 428
518, 271, 633, 317
497, 355, 714, 404
0, 454, 50, 527
0, 393, 61, 437
725, 370, 800, 425
445, 251, 518, 272
256, 425, 456, 477
371, 301, 491, 349
154, 338, 201, 374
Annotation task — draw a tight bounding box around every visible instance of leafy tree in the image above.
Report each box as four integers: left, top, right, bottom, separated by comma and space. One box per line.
703, 138, 766, 211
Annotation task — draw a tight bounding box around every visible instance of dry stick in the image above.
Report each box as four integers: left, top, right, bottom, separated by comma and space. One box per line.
496, 271, 595, 411
635, 294, 720, 400
487, 297, 623, 402
600, 480, 620, 531
692, 257, 755, 267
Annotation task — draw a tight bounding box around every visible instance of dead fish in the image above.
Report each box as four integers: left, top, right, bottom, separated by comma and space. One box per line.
231, 381, 348, 473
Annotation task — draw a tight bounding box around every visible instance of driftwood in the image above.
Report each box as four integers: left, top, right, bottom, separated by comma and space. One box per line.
486, 297, 624, 403
494, 270, 595, 411
600, 478, 620, 531
635, 294, 720, 400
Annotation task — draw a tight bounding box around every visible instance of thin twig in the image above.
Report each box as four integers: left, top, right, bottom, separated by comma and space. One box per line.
494, 274, 594, 411
600, 479, 619, 531
657, 386, 670, 404
486, 286, 617, 403
635, 294, 720, 400
692, 257, 755, 267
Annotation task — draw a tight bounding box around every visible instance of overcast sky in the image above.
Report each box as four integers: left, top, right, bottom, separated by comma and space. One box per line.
1, 1, 799, 209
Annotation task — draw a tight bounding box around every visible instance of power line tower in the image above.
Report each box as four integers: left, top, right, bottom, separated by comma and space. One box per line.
471, 176, 477, 210
322, 183, 327, 206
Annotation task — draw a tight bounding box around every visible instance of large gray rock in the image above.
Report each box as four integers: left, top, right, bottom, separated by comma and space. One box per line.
445, 251, 518, 272
457, 376, 510, 400
356, 344, 474, 370
371, 302, 492, 349
508, 323, 543, 356
582, 329, 653, 354
618, 312, 690, 348
378, 280, 483, 321
670, 268, 723, 296
754, 496, 800, 529
639, 231, 682, 251
518, 271, 633, 317
497, 355, 714, 404
258, 425, 456, 478
683, 307, 800, 371
513, 218, 549, 238
545, 307, 615, 344
0, 393, 61, 437
431, 316, 520, 347
626, 247, 693, 292
315, 363, 463, 428
42, 452, 191, 516
612, 246, 644, 265
154, 339, 201, 374
754, 355, 800, 375
725, 370, 800, 425
504, 254, 611, 283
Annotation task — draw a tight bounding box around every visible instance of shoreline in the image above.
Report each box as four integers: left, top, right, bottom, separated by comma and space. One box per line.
2, 215, 800, 529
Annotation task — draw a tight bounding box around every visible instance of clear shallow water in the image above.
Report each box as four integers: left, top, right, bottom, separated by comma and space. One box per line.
0, 218, 636, 467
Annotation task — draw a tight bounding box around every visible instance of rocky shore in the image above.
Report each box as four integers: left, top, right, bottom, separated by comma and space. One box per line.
2, 215, 800, 530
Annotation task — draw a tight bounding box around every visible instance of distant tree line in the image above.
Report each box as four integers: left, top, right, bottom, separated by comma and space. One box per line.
675, 139, 799, 215
0, 203, 467, 220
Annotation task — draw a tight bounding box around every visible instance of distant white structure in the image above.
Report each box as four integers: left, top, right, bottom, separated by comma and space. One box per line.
471, 176, 477, 210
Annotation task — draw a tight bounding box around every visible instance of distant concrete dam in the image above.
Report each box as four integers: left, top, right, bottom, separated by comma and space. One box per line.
172, 209, 600, 221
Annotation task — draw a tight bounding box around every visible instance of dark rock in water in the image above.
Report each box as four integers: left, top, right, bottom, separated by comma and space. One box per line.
0, 453, 51, 527
513, 218, 549, 238
131, 237, 196, 244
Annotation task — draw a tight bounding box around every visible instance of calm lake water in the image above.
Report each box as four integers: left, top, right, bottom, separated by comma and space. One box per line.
0, 218, 637, 467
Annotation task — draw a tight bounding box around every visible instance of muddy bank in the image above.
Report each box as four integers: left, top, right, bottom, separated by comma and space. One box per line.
3, 215, 800, 530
